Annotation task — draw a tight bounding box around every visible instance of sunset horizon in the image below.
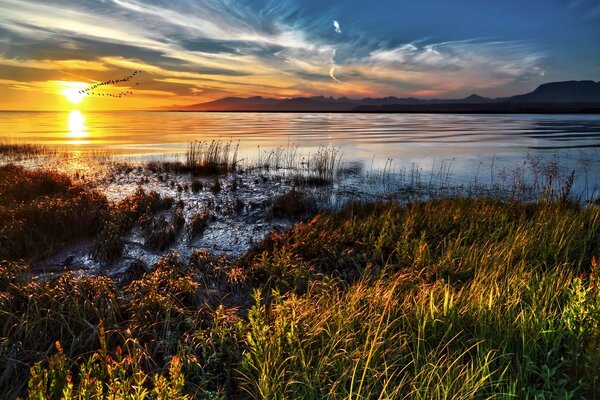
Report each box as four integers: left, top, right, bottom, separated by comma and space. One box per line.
2, 0, 599, 110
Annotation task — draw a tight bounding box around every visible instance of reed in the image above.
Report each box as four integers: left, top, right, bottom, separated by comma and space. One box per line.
144, 140, 240, 176
0, 140, 48, 157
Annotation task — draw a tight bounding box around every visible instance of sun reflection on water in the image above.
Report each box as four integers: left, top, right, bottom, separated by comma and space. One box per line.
67, 110, 90, 144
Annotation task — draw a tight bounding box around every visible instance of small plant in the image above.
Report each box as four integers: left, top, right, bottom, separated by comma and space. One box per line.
191, 179, 203, 192
118, 258, 149, 285
28, 341, 191, 399
173, 207, 185, 232
189, 211, 211, 239
233, 197, 244, 213
92, 222, 124, 262
270, 190, 316, 218
210, 177, 221, 193
145, 219, 178, 251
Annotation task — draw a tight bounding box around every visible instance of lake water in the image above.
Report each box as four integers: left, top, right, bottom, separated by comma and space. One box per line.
2, 111, 600, 193
3, 111, 600, 265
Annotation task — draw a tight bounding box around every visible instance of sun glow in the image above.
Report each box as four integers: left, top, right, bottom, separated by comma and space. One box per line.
60, 81, 88, 104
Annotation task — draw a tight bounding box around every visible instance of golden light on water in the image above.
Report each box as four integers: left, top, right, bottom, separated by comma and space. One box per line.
67, 110, 90, 144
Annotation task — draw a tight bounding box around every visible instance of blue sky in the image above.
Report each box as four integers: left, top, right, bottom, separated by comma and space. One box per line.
0, 0, 598, 108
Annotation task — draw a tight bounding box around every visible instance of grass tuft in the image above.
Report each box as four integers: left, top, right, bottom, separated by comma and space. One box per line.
270, 190, 317, 218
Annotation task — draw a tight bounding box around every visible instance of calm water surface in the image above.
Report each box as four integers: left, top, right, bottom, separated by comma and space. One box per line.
2, 111, 600, 187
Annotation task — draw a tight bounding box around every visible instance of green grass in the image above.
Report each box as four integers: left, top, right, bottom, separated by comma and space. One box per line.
0, 196, 599, 399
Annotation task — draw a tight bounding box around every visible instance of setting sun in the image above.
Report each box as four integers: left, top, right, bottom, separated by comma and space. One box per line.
60, 82, 88, 104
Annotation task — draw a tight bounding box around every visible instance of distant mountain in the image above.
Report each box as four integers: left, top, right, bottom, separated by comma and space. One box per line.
174, 94, 500, 111
507, 81, 600, 103
178, 96, 279, 111
169, 80, 600, 112
459, 94, 498, 104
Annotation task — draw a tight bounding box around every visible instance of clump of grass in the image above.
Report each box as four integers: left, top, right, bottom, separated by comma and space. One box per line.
144, 206, 186, 251
147, 141, 239, 176
188, 211, 211, 239
210, 177, 221, 192
173, 206, 185, 231
257, 144, 301, 171
145, 219, 178, 251
186, 140, 239, 173
311, 146, 342, 182
117, 258, 149, 285
270, 190, 316, 218
92, 222, 124, 262
0, 164, 109, 261
93, 188, 174, 262
191, 178, 203, 193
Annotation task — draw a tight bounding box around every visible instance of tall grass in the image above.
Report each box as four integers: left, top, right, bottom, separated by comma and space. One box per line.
0, 140, 48, 158
257, 144, 301, 171
239, 199, 600, 398
186, 140, 239, 174
0, 197, 599, 398
145, 140, 240, 176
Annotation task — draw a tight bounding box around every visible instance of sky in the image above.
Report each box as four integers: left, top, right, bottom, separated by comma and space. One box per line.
0, 0, 599, 110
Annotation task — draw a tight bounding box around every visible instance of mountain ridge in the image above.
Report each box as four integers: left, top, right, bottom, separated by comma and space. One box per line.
167, 80, 600, 112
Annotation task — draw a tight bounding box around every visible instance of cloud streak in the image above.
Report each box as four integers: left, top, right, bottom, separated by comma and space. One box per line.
0, 0, 556, 109
368, 40, 544, 78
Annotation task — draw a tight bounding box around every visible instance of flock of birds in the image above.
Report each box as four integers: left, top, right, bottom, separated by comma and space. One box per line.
78, 70, 143, 99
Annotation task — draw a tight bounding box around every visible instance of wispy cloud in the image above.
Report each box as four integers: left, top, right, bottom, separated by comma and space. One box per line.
368, 40, 543, 77
329, 49, 341, 83
0, 0, 552, 108
333, 20, 342, 34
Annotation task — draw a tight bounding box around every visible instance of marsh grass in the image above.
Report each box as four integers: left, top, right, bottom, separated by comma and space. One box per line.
144, 206, 186, 251
146, 141, 240, 176
1, 182, 599, 398
0, 164, 109, 261
270, 190, 317, 218
188, 211, 212, 239
0, 140, 48, 158
93, 188, 174, 261
146, 142, 343, 190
